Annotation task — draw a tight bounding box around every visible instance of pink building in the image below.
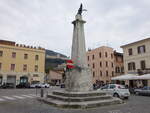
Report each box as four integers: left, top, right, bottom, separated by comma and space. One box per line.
87, 46, 124, 85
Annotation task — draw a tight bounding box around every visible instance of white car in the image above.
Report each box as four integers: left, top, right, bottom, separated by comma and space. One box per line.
41, 83, 50, 88
97, 84, 130, 99
30, 83, 40, 88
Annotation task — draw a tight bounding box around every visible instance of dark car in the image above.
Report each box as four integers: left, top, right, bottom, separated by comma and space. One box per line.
16, 83, 30, 88
60, 83, 65, 88
134, 86, 150, 96
1, 83, 14, 88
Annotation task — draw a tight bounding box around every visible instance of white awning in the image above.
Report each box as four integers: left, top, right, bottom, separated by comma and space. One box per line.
111, 74, 139, 80
138, 74, 150, 80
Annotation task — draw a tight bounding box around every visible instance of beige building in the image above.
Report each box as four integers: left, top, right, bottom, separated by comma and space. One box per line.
121, 38, 150, 87
0, 40, 45, 86
48, 70, 63, 85
87, 46, 124, 85
47, 63, 66, 85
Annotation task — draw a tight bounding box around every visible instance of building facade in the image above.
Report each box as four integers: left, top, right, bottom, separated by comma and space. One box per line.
0, 40, 45, 87
114, 51, 124, 77
121, 38, 150, 86
47, 70, 63, 85
86, 46, 124, 85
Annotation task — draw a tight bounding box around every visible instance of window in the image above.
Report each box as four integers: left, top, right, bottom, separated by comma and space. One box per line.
93, 71, 95, 77
99, 52, 101, 58
110, 85, 116, 89
112, 71, 114, 77
106, 71, 108, 76
102, 85, 108, 89
12, 52, 16, 58
111, 62, 113, 67
118, 67, 120, 73
23, 64, 27, 71
35, 65, 38, 72
33, 74, 39, 77
24, 54, 28, 59
100, 62, 102, 67
87, 56, 89, 61
0, 76, 2, 85
0, 51, 3, 57
92, 55, 94, 60
105, 52, 107, 57
100, 71, 102, 76
11, 64, 15, 71
0, 63, 1, 70
138, 45, 145, 54
121, 67, 124, 73
128, 48, 133, 55
140, 60, 146, 70
93, 63, 95, 68
35, 55, 39, 60
111, 53, 113, 59
128, 62, 136, 70
106, 61, 108, 67
115, 67, 120, 73
115, 67, 118, 73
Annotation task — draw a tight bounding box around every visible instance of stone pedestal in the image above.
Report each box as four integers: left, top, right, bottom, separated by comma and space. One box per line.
39, 90, 123, 109
65, 68, 92, 92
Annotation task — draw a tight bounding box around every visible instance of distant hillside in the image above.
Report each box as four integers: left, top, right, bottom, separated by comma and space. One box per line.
46, 49, 67, 58
45, 49, 68, 73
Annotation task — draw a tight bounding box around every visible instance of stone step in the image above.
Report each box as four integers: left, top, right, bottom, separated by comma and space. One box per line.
47, 93, 112, 102
52, 90, 106, 97
41, 97, 123, 109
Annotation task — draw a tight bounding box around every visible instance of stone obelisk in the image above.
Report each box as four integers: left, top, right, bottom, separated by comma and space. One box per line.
41, 5, 122, 108
65, 4, 93, 92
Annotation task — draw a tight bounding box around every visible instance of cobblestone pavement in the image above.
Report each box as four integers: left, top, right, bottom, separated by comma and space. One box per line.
0, 88, 150, 113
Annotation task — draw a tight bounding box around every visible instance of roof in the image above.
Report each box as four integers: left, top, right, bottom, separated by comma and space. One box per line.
87, 46, 113, 53
0, 40, 15, 46
114, 51, 123, 57
121, 38, 150, 48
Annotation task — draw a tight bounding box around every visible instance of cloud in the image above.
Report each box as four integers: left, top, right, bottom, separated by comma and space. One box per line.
0, 0, 150, 55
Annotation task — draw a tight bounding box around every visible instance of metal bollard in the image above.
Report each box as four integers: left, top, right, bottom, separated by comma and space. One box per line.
41, 88, 44, 97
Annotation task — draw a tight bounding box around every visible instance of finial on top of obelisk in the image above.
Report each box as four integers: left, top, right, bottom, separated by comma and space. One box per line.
77, 3, 87, 15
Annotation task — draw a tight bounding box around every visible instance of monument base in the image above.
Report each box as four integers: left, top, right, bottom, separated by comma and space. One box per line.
39, 90, 123, 109
65, 67, 93, 92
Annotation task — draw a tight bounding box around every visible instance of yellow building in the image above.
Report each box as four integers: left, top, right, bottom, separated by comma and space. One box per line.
0, 40, 45, 86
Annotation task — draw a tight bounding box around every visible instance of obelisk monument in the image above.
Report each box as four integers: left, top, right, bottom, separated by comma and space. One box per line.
41, 4, 122, 108
65, 4, 93, 92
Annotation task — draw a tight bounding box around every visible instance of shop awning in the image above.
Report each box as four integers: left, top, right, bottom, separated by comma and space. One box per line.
138, 74, 150, 80
111, 74, 139, 80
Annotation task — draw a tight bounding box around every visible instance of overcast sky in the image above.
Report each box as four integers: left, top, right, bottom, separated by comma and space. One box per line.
0, 0, 150, 56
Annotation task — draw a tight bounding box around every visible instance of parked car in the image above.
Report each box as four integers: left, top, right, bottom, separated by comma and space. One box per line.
30, 83, 40, 88
1, 83, 14, 88
60, 83, 65, 88
134, 86, 150, 96
30, 83, 50, 88
40, 83, 50, 88
16, 82, 30, 88
97, 84, 130, 99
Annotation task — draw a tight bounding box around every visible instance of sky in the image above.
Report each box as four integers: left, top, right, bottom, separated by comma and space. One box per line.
0, 0, 150, 56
